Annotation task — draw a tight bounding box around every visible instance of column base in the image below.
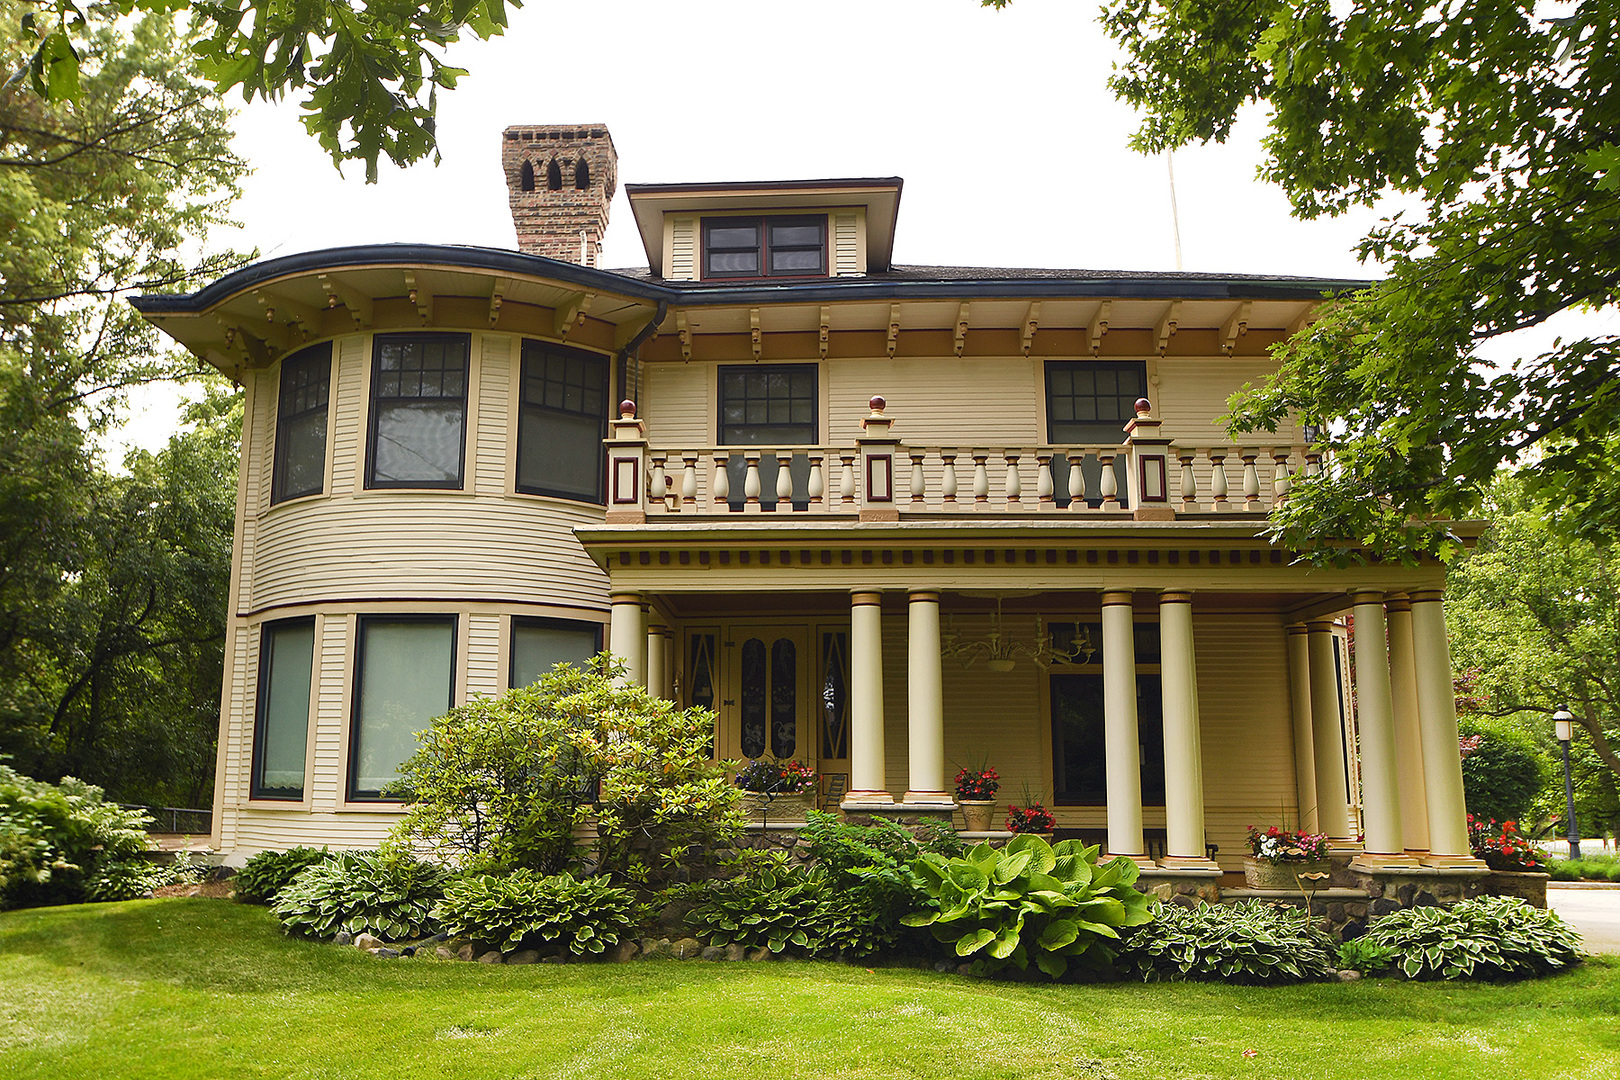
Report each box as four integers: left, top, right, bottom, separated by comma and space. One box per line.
1421, 853, 1489, 870
1106, 852, 1159, 869
840, 791, 895, 811
1157, 854, 1221, 872
900, 792, 955, 808
1348, 851, 1423, 872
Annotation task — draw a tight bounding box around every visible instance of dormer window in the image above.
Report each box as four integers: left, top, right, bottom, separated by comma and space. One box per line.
703, 215, 827, 280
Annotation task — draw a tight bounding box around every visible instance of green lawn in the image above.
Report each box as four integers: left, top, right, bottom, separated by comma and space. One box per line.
1, 899, 1616, 1080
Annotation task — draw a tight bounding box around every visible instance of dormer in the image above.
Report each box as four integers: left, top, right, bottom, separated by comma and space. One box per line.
625, 178, 903, 282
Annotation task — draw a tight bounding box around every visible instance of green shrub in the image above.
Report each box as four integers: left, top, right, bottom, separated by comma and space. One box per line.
0, 764, 154, 909
1115, 900, 1337, 984
1458, 724, 1547, 825
434, 869, 640, 955
1359, 895, 1583, 979
271, 851, 447, 941
799, 810, 962, 952
1548, 854, 1620, 882
683, 854, 886, 957
1336, 935, 1397, 975
84, 858, 176, 901
233, 848, 331, 904
902, 835, 1155, 979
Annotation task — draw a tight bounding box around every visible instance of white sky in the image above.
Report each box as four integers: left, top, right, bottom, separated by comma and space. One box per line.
113, 0, 1609, 453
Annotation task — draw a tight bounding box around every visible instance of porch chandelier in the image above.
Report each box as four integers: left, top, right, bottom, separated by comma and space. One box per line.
939, 596, 1098, 672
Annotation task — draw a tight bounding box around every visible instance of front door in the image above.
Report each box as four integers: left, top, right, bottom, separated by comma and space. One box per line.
721, 626, 811, 764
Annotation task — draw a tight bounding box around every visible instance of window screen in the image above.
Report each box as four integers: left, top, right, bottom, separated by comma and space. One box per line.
348, 617, 455, 800
251, 619, 315, 800
510, 617, 602, 687
516, 341, 608, 501
366, 333, 469, 488
271, 343, 331, 503
1045, 361, 1149, 444
702, 216, 826, 279
718, 364, 817, 445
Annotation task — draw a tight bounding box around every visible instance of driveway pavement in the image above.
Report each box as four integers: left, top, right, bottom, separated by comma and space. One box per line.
1547, 884, 1620, 954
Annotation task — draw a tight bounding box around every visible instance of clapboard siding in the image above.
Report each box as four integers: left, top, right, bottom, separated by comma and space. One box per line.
475, 335, 512, 496
1155, 357, 1296, 442
310, 613, 352, 812
230, 809, 400, 859
827, 356, 1043, 446
640, 361, 713, 443
465, 613, 504, 699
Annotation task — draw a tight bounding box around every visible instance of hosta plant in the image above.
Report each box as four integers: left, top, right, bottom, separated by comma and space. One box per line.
84, 858, 177, 901
271, 850, 447, 941
1116, 899, 1337, 983
682, 854, 887, 957
434, 869, 640, 955
233, 847, 331, 904
901, 835, 1155, 978
1358, 895, 1582, 979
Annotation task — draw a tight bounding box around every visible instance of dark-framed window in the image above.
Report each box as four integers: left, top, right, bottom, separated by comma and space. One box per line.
271, 343, 332, 503
348, 616, 455, 801
366, 333, 469, 489
1049, 622, 1166, 805
1046, 360, 1146, 509
719, 364, 817, 445
702, 215, 827, 280
251, 618, 315, 800
510, 616, 603, 688
516, 341, 609, 502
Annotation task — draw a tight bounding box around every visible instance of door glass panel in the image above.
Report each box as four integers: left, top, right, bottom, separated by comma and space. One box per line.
771, 638, 797, 757
821, 631, 849, 760
739, 637, 768, 759
689, 633, 716, 757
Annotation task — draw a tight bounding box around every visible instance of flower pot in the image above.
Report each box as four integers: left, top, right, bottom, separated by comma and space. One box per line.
958, 800, 997, 832
1244, 856, 1331, 890
739, 791, 815, 823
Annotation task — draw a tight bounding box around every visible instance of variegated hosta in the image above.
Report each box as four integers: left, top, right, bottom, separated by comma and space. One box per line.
901, 835, 1156, 979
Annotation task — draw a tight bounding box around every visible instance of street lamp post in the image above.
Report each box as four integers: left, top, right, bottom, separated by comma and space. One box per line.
1553, 706, 1582, 860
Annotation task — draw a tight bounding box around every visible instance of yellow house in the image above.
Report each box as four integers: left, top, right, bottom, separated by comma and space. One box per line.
134, 124, 1484, 894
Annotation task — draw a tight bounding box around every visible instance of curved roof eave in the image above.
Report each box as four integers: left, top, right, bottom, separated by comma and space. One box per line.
130, 242, 1374, 315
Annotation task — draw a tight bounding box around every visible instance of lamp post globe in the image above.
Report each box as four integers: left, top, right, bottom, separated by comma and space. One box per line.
1552, 706, 1581, 861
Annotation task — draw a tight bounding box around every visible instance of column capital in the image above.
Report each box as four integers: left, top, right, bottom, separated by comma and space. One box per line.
1408, 588, 1445, 604
1350, 590, 1388, 606
609, 591, 643, 605
1385, 593, 1413, 613
1285, 622, 1310, 636
1159, 589, 1193, 605
850, 590, 884, 607
907, 589, 941, 604
1101, 590, 1135, 607
1305, 619, 1337, 634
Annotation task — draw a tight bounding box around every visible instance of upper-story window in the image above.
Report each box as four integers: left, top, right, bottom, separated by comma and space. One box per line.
702, 216, 827, 280
271, 343, 331, 503
719, 364, 817, 445
517, 341, 608, 502
366, 333, 469, 489
1045, 360, 1149, 444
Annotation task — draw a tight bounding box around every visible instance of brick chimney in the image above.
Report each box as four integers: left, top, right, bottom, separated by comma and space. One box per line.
502, 124, 617, 267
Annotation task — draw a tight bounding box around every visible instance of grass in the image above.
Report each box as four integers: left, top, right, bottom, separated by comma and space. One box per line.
2, 899, 1618, 1080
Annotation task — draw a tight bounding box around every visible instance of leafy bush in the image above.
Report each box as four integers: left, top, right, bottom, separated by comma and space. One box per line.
902, 835, 1155, 979
1548, 855, 1620, 882
84, 858, 176, 901
434, 870, 640, 955
0, 764, 154, 909
1336, 935, 1397, 975
798, 809, 962, 952
271, 851, 447, 941
1458, 724, 1547, 825
233, 847, 331, 904
391, 656, 742, 879
682, 854, 883, 956
1358, 895, 1583, 979
1116, 900, 1336, 984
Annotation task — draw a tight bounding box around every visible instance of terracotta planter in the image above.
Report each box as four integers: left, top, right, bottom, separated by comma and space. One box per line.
740, 791, 815, 823
958, 800, 997, 832
1244, 856, 1331, 890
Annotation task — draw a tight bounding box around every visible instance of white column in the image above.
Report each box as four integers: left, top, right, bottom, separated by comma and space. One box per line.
1285, 624, 1320, 833
1102, 591, 1147, 860
1386, 595, 1431, 853
608, 593, 647, 688
904, 590, 950, 805
1350, 592, 1411, 865
646, 625, 672, 700
843, 590, 892, 805
1159, 591, 1215, 867
1306, 620, 1354, 842
1410, 589, 1479, 863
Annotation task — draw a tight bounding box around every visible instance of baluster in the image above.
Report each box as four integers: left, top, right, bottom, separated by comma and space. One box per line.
910, 450, 927, 505
1178, 448, 1198, 513
1067, 451, 1087, 511
1004, 451, 1022, 509
1271, 448, 1293, 505
1209, 449, 1230, 513
649, 454, 667, 512
1036, 452, 1055, 510
839, 452, 856, 508
807, 452, 826, 508
711, 451, 731, 511
743, 450, 763, 513
941, 451, 959, 505
680, 454, 698, 511
1098, 450, 1120, 511
972, 451, 990, 509
1305, 448, 1323, 479
1241, 450, 1262, 511
776, 450, 794, 509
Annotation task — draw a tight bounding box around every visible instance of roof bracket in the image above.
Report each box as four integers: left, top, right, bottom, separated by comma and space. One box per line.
1021, 300, 1041, 357
1088, 301, 1111, 356
1221, 301, 1252, 355
749, 308, 762, 361
676, 311, 692, 362
1288, 308, 1318, 337
318, 273, 372, 329
488, 277, 512, 325
1154, 300, 1181, 355
819, 306, 831, 358
554, 291, 595, 338
953, 302, 970, 357
403, 271, 433, 323
886, 303, 901, 358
